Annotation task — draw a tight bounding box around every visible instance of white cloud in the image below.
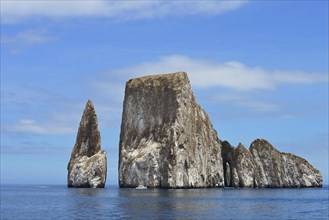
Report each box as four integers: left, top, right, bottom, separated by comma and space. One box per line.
1, 0, 248, 23
86, 55, 327, 119
5, 119, 75, 135
114, 55, 328, 91
3, 55, 327, 135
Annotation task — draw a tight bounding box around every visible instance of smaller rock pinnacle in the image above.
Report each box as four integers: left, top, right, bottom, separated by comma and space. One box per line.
67, 99, 107, 188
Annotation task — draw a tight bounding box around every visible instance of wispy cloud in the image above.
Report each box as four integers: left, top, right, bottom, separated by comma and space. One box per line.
2, 55, 327, 135
1, 144, 70, 155
1, 30, 51, 45
1, 0, 248, 23
1, 83, 118, 136
4, 119, 75, 135
113, 55, 328, 91
215, 93, 281, 113
1, 84, 83, 135
1, 29, 53, 53
94, 55, 327, 119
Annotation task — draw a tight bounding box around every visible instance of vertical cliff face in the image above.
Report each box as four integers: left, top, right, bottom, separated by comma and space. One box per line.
222, 139, 322, 188
67, 100, 107, 188
119, 72, 224, 188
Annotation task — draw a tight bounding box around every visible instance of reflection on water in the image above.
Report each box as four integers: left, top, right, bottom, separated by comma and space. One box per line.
117, 188, 276, 219
66, 188, 106, 219
73, 188, 105, 197
118, 188, 211, 218
116, 187, 329, 219
3, 185, 326, 219
63, 186, 328, 219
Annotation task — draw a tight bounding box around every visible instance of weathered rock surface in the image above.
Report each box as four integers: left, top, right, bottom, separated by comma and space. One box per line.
222, 139, 322, 188
67, 100, 107, 188
118, 71, 322, 188
119, 72, 224, 188
222, 141, 254, 187
250, 139, 322, 187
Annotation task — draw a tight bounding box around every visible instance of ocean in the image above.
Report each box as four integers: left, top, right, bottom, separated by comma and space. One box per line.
1, 185, 328, 219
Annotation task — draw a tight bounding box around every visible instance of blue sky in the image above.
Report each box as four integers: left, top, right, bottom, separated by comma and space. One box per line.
1, 1, 328, 186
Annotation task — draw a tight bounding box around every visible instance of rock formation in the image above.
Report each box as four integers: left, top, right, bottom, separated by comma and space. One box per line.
222, 139, 322, 188
251, 139, 322, 187
118, 72, 224, 188
118, 71, 322, 188
222, 141, 254, 187
67, 99, 107, 188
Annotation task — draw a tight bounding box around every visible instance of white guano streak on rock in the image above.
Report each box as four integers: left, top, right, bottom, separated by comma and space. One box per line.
119, 72, 224, 188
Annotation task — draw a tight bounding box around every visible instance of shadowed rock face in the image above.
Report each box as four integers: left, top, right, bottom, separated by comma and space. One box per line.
119, 72, 224, 188
67, 100, 107, 188
222, 139, 322, 188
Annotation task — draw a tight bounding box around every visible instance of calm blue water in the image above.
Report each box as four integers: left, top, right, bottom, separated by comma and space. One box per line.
1, 185, 328, 219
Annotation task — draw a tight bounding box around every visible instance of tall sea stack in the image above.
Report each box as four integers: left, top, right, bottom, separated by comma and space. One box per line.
67, 99, 107, 188
118, 72, 322, 188
119, 72, 224, 188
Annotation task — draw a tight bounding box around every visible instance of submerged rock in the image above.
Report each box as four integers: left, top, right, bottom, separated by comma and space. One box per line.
118, 72, 224, 188
67, 100, 107, 188
222, 139, 322, 188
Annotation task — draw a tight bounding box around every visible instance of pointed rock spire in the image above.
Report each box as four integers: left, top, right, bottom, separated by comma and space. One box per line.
67, 99, 107, 188
71, 99, 100, 158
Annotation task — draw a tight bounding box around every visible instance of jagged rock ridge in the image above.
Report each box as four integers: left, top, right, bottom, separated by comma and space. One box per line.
222, 139, 322, 188
119, 72, 224, 188
67, 99, 107, 188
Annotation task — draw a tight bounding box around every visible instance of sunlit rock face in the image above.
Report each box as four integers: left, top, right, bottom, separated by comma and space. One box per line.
118, 71, 321, 189
222, 139, 322, 188
250, 139, 322, 188
67, 100, 107, 188
221, 141, 254, 188
118, 72, 224, 188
